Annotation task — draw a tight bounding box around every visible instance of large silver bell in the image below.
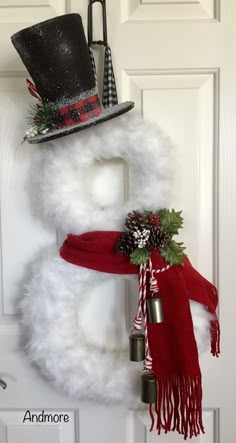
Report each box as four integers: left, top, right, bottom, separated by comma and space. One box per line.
141, 372, 157, 404
129, 332, 145, 362
147, 296, 164, 323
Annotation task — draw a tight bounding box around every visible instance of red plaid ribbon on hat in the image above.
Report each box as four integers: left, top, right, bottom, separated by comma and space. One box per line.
56, 94, 102, 128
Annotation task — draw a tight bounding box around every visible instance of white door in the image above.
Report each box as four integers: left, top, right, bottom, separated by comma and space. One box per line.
0, 1, 235, 442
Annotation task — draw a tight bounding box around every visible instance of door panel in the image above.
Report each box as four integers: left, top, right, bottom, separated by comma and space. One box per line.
122, 69, 217, 278
0, 410, 76, 443
120, 0, 218, 22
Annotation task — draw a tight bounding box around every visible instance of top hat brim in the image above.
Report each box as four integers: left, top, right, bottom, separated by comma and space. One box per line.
27, 101, 134, 144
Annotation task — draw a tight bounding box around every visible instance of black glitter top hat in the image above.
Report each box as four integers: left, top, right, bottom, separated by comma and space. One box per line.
11, 13, 134, 144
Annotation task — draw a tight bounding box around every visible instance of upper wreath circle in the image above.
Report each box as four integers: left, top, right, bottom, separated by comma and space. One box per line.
30, 112, 172, 233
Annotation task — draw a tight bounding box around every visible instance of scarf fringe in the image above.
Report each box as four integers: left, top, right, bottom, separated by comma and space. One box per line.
211, 318, 220, 357
207, 282, 220, 357
150, 375, 205, 440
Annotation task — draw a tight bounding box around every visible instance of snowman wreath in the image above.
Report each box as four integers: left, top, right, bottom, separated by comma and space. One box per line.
12, 13, 220, 440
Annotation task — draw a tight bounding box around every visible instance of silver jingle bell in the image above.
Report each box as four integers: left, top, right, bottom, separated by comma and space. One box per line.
141, 372, 157, 404
129, 332, 145, 362
147, 296, 164, 324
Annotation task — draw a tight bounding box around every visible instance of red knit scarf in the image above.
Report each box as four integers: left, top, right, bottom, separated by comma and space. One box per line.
60, 231, 220, 439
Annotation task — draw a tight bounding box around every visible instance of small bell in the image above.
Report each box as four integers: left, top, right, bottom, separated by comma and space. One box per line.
147, 296, 164, 323
141, 372, 157, 404
129, 332, 145, 362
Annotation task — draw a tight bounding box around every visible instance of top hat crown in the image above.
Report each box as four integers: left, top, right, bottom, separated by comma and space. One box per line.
11, 14, 134, 144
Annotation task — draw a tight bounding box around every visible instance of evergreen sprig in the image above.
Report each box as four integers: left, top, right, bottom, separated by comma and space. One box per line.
26, 102, 59, 133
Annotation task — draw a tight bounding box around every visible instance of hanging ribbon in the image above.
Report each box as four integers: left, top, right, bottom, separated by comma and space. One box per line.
88, 46, 98, 86
133, 259, 170, 372
102, 45, 118, 107
88, 44, 118, 108
88, 0, 118, 107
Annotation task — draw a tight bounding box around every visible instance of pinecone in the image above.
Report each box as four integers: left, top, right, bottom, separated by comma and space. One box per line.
148, 225, 170, 249
125, 211, 148, 232
116, 232, 136, 256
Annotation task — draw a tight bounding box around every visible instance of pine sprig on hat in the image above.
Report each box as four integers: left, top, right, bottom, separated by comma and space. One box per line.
23, 102, 60, 142
116, 209, 186, 266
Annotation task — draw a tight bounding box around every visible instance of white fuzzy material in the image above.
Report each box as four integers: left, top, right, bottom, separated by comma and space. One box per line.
21, 247, 212, 407
17, 109, 213, 404
29, 111, 172, 233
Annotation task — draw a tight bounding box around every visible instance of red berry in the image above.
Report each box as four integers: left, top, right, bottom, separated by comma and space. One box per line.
149, 214, 161, 225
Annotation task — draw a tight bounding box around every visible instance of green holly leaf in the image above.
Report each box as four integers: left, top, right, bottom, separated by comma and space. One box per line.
160, 240, 186, 266
159, 209, 183, 237
130, 247, 151, 265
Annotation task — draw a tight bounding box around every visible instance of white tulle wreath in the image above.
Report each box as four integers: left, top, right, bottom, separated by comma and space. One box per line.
21, 112, 212, 406
29, 112, 171, 233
